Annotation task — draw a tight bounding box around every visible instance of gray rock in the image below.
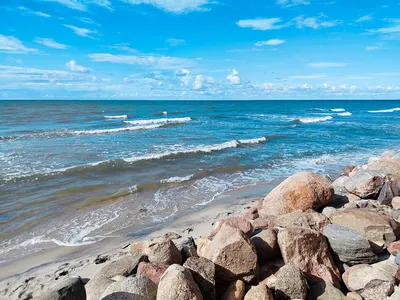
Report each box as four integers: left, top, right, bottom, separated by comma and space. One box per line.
396, 252, 400, 266
175, 236, 198, 263
251, 229, 280, 262
41, 277, 86, 300
323, 224, 378, 265
306, 281, 344, 300
101, 276, 157, 300
183, 257, 215, 300
321, 207, 336, 218
344, 170, 386, 199
275, 264, 308, 300
86, 277, 114, 300
244, 284, 273, 300
332, 176, 349, 196
377, 180, 400, 205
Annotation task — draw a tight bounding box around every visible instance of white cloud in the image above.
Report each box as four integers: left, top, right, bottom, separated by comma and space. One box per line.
193, 75, 214, 89
227, 69, 241, 85
123, 0, 213, 13
355, 15, 373, 23
89, 53, 193, 70
255, 39, 285, 46
365, 46, 380, 51
308, 62, 347, 68
277, 0, 310, 8
237, 18, 286, 30
64, 25, 98, 39
43, 0, 112, 11
166, 38, 186, 47
109, 43, 138, 53
295, 15, 340, 29
368, 19, 400, 39
66, 60, 90, 73
7, 57, 23, 64
35, 38, 69, 49
18, 6, 52, 18
0, 35, 37, 54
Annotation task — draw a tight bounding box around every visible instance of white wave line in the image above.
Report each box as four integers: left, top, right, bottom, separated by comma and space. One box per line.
124, 117, 191, 125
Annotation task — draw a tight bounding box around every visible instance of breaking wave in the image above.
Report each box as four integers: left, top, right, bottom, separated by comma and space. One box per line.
124, 117, 191, 125
296, 116, 333, 124
338, 112, 352, 116
330, 108, 345, 112
368, 108, 400, 113
104, 115, 128, 119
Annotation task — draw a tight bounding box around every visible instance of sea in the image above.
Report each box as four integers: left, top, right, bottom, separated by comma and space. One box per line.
1, 100, 400, 264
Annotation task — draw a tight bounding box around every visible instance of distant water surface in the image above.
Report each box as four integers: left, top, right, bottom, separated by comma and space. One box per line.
1, 100, 399, 263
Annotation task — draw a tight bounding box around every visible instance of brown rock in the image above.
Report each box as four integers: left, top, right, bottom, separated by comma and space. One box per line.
210, 217, 254, 239
275, 264, 308, 300
367, 158, 400, 178
243, 206, 259, 221
198, 223, 258, 283
244, 284, 273, 300
251, 217, 275, 231
330, 208, 398, 252
251, 229, 280, 262
257, 259, 284, 282
183, 257, 216, 300
344, 170, 386, 199
145, 238, 182, 265
388, 241, 400, 255
277, 226, 341, 287
221, 280, 245, 300
137, 262, 169, 285
343, 166, 356, 176
274, 210, 331, 232
156, 264, 203, 300
263, 172, 334, 216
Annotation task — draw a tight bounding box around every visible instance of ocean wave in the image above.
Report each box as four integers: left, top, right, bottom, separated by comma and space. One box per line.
70, 124, 163, 135
124, 117, 191, 125
160, 175, 194, 183
296, 116, 333, 124
104, 115, 128, 119
368, 108, 400, 113
238, 137, 267, 144
338, 112, 352, 116
330, 108, 345, 112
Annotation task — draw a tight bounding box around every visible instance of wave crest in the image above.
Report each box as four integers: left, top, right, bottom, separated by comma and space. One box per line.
104, 115, 128, 119
296, 116, 333, 124
124, 117, 191, 125
368, 108, 400, 113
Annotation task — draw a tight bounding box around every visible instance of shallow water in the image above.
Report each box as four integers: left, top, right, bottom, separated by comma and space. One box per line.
1, 100, 399, 262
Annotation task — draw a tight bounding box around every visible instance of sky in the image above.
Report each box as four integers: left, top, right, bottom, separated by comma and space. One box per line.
0, 0, 399, 100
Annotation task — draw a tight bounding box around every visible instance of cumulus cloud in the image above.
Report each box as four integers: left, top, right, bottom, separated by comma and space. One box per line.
193, 75, 214, 90
0, 35, 37, 54
66, 60, 90, 73
227, 69, 241, 85
255, 39, 285, 46
166, 38, 186, 47
236, 18, 286, 30
308, 62, 347, 68
64, 25, 98, 39
35, 38, 69, 49
123, 0, 213, 13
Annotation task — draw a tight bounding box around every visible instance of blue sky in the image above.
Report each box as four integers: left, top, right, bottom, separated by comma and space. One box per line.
0, 0, 399, 99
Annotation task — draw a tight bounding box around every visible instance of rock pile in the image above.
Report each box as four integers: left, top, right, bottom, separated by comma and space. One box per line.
37, 151, 400, 300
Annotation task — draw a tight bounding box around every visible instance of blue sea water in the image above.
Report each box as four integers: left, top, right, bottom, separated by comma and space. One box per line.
0, 100, 400, 262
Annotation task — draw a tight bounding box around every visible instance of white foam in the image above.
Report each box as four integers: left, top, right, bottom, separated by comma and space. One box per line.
330, 108, 345, 112
298, 116, 333, 124
124, 117, 191, 125
368, 108, 400, 113
338, 112, 352, 116
160, 174, 194, 183
238, 137, 267, 144
104, 115, 128, 119
70, 124, 163, 135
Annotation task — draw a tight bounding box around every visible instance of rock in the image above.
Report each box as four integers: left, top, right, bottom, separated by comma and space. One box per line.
257, 259, 284, 282
210, 217, 254, 238
243, 206, 259, 221
377, 180, 400, 205
137, 262, 169, 285
277, 226, 341, 287
156, 264, 203, 300
392, 196, 400, 210
332, 176, 349, 195
175, 236, 198, 263
198, 223, 257, 283
145, 239, 182, 265
41, 277, 86, 300
111, 275, 126, 282
388, 241, 400, 255
262, 172, 334, 216
382, 151, 396, 159
250, 229, 280, 262
86, 277, 114, 300
343, 166, 356, 176
251, 217, 274, 231
244, 284, 273, 300
322, 206, 336, 218
306, 281, 345, 300
396, 252, 400, 266
388, 286, 400, 299
346, 292, 362, 300
343, 260, 398, 300
367, 158, 400, 178
274, 210, 331, 232
323, 224, 378, 265
275, 264, 308, 300
101, 276, 157, 300
130, 242, 146, 256
344, 170, 386, 199
221, 280, 245, 300
330, 208, 398, 252
183, 257, 216, 300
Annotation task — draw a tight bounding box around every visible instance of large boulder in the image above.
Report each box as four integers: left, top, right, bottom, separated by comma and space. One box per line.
101, 276, 157, 300
366, 158, 400, 178
175, 236, 198, 263
330, 208, 398, 252
392, 196, 400, 210
274, 210, 331, 232
210, 217, 254, 239
197, 223, 257, 283
332, 176, 350, 196
377, 180, 400, 205
41, 277, 86, 300
145, 239, 182, 265
137, 262, 169, 285
220, 280, 245, 300
306, 281, 345, 300
275, 264, 308, 300
344, 170, 386, 199
262, 172, 334, 216
343, 260, 398, 300
244, 284, 273, 300
277, 226, 341, 287
250, 229, 280, 262
323, 224, 378, 265
183, 257, 216, 300
156, 265, 203, 300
